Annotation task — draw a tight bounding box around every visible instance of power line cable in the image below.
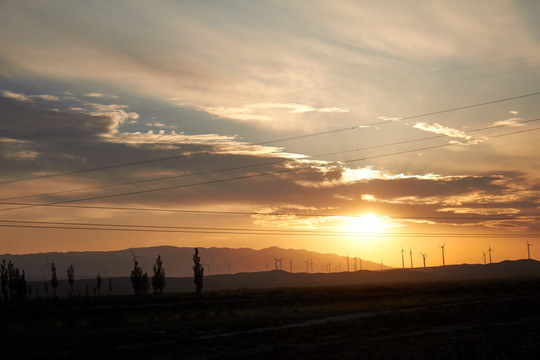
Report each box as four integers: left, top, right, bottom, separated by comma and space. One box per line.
1, 126, 539, 213
0, 219, 538, 238
2, 91, 539, 186
0, 202, 537, 220
3, 116, 539, 203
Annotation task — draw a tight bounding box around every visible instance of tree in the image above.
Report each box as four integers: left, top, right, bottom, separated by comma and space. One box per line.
151, 255, 166, 295
192, 248, 204, 294
50, 262, 58, 298
96, 273, 103, 296
130, 260, 149, 296
1, 260, 27, 303
15, 269, 27, 301
67, 264, 75, 296
0, 259, 8, 303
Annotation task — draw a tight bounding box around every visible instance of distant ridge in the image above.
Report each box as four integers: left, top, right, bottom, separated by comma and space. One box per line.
0, 245, 387, 280
24, 259, 540, 296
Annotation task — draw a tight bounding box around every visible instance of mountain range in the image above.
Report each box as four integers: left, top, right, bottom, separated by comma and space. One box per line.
0, 246, 386, 280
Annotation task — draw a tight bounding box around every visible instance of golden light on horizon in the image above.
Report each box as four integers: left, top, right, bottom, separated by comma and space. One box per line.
344, 214, 387, 235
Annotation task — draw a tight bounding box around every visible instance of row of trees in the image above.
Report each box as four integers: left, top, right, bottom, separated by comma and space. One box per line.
1, 248, 204, 301
130, 248, 204, 296
0, 259, 28, 303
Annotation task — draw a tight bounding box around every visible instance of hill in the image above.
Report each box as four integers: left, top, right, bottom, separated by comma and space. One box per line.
0, 245, 386, 280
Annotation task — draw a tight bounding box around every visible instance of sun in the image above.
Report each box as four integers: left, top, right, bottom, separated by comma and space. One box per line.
345, 214, 387, 234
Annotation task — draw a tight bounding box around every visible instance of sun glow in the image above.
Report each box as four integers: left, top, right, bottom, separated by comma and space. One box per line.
345, 214, 387, 234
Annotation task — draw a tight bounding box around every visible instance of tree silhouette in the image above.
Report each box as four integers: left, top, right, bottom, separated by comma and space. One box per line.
15, 269, 27, 302
0, 260, 27, 303
0, 259, 8, 303
96, 273, 103, 296
50, 262, 58, 298
130, 260, 149, 296
193, 248, 204, 294
67, 264, 75, 296
151, 255, 166, 295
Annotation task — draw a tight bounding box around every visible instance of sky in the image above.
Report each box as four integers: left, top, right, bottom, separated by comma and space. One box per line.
1, 0, 540, 268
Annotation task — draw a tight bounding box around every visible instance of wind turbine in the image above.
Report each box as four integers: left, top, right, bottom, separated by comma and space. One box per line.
129, 249, 143, 264
526, 240, 533, 260
488, 245, 494, 264
346, 253, 350, 272
354, 256, 358, 272
42, 254, 52, 280
304, 258, 310, 273
401, 245, 405, 269
409, 247, 413, 268
439, 242, 446, 266
204, 262, 211, 276
310, 258, 314, 273
482, 250, 486, 265
420, 253, 427, 268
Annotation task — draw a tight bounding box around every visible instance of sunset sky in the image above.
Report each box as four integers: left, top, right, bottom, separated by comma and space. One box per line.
1, 1, 540, 268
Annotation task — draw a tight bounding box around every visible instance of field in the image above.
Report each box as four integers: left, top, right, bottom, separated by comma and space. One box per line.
2, 277, 540, 359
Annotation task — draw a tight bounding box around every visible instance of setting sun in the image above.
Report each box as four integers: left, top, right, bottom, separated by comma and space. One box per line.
345, 214, 387, 234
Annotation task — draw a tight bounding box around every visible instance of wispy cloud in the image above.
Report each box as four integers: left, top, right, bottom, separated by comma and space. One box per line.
492, 117, 525, 127
201, 103, 349, 124
413, 122, 471, 140
2, 90, 30, 102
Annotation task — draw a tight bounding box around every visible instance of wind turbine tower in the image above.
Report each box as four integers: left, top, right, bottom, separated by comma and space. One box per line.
439, 242, 446, 266
421, 253, 427, 268
409, 247, 413, 268
482, 250, 486, 265
526, 240, 533, 260
304, 258, 310, 273
130, 249, 143, 264
346, 253, 350, 272
401, 246, 405, 269
488, 245, 494, 264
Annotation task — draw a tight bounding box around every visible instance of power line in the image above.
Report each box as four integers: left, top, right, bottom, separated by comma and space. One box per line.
0, 202, 538, 220
1, 126, 539, 213
2, 91, 539, 186
2, 112, 539, 204
0, 219, 538, 238
259, 91, 540, 144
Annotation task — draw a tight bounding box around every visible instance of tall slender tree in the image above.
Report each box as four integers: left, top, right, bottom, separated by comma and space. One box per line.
67, 264, 75, 296
0, 259, 8, 303
151, 255, 166, 295
193, 248, 204, 294
50, 262, 58, 298
96, 273, 103, 296
130, 260, 149, 296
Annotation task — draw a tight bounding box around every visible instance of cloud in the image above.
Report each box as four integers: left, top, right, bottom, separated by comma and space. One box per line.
2, 90, 30, 102
492, 117, 525, 127
200, 103, 349, 125
437, 207, 521, 215
37, 94, 60, 101
413, 122, 471, 140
